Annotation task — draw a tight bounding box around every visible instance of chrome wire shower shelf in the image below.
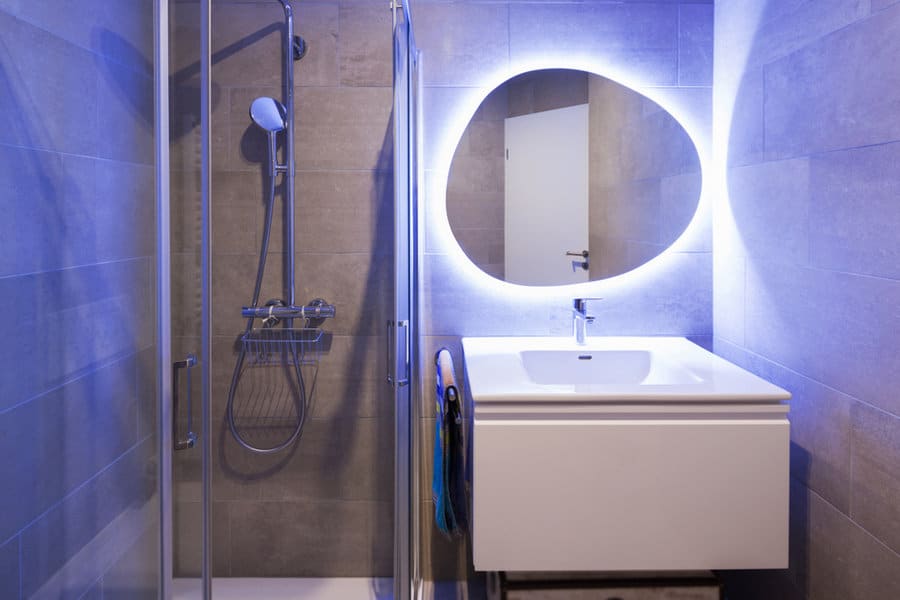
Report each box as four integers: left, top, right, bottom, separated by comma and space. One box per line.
240, 327, 324, 367
241, 302, 335, 320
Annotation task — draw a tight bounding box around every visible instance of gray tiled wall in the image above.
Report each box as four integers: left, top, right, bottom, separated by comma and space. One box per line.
715, 0, 900, 598
587, 74, 703, 279
412, 0, 713, 586
0, 1, 159, 598
170, 0, 395, 577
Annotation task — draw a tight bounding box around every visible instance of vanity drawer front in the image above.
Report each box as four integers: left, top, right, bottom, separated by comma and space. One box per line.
472, 416, 789, 572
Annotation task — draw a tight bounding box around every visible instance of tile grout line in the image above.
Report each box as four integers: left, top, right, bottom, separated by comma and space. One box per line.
0, 434, 154, 550
803, 479, 900, 561
0, 348, 144, 418
0, 9, 154, 81
0, 254, 152, 283
0, 140, 154, 169
714, 338, 900, 421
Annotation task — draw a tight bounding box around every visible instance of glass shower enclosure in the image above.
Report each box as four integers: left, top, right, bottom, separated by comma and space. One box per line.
156, 0, 419, 597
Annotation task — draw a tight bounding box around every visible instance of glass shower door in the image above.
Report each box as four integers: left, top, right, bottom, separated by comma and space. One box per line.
166, 0, 209, 596
392, 2, 420, 598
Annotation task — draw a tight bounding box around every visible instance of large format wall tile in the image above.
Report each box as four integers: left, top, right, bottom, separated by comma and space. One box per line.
0, 259, 154, 410
764, 6, 900, 160
296, 86, 393, 171
0, 0, 153, 74
744, 261, 900, 416
101, 526, 160, 600
850, 403, 900, 554
724, 66, 765, 168
228, 499, 392, 577
225, 416, 395, 503
0, 537, 19, 600
414, 3, 509, 87
0, 146, 96, 278
21, 439, 155, 600
786, 481, 900, 599
809, 141, 900, 280
96, 61, 154, 165
678, 3, 713, 86
0, 147, 154, 278
296, 170, 393, 256
339, 3, 392, 87
510, 3, 679, 86
727, 157, 810, 265
0, 12, 99, 156
0, 355, 140, 543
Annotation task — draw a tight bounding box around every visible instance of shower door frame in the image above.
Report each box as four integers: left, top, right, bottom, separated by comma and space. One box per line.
155, 0, 213, 597
392, 2, 421, 599
154, 0, 173, 597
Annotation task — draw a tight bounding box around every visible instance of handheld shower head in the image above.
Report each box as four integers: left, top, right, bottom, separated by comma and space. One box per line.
249, 97, 286, 133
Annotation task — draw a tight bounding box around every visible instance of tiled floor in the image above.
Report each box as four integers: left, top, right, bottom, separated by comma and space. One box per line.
173, 578, 394, 600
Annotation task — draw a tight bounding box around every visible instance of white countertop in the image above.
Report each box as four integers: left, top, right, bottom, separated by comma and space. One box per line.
461, 336, 791, 404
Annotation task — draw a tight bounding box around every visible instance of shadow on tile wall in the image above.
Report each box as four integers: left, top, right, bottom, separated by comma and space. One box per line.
715, 0, 900, 598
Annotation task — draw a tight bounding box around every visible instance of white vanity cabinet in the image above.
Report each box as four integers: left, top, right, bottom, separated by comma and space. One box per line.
462, 337, 791, 572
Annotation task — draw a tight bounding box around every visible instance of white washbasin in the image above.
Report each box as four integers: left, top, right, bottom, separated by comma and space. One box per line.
461, 336, 790, 403
520, 348, 703, 385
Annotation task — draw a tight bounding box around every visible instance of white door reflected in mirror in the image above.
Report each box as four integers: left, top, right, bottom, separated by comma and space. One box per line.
505, 104, 589, 285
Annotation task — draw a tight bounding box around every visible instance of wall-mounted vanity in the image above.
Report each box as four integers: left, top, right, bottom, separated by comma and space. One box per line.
462, 335, 790, 572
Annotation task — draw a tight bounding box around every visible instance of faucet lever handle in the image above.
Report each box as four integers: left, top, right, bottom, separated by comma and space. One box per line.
573, 297, 603, 312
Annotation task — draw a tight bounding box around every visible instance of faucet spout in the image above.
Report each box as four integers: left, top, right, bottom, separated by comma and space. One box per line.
572, 297, 602, 345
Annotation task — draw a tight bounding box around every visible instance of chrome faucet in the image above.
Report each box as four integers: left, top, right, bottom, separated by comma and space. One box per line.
572, 297, 601, 345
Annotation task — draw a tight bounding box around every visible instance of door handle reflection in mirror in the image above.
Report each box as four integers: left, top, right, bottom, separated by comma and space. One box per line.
569, 250, 589, 272
173, 354, 197, 451
566, 250, 589, 258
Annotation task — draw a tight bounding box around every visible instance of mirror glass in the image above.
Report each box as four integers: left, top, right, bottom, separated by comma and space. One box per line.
446, 69, 702, 285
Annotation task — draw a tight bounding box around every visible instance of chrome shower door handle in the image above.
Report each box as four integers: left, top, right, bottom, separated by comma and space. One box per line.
396, 320, 410, 387
386, 320, 394, 385
173, 353, 198, 451
386, 320, 410, 388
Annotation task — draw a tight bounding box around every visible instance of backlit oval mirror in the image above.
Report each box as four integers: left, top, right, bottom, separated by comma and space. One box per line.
447, 69, 702, 285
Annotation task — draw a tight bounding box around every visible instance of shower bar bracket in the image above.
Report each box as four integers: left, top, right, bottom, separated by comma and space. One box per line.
241, 301, 336, 320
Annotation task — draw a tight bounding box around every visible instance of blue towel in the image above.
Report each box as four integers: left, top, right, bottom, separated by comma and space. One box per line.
433, 348, 468, 537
